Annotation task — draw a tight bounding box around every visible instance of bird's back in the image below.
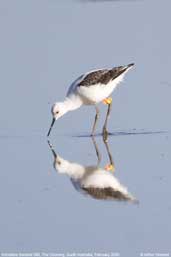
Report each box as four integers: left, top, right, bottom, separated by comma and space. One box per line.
66, 64, 134, 104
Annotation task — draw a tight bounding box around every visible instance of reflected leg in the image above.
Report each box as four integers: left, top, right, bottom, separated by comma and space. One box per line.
103, 137, 115, 172
92, 136, 102, 166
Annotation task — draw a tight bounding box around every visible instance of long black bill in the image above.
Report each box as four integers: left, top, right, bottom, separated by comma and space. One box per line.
47, 117, 55, 137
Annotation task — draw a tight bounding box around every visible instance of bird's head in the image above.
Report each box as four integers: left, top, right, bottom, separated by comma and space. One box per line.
52, 102, 66, 120
47, 102, 67, 137
54, 155, 70, 174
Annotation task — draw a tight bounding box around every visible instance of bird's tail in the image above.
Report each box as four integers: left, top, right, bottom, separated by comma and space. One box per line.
110, 63, 135, 80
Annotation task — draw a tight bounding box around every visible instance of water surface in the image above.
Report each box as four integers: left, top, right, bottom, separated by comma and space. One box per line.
0, 0, 171, 256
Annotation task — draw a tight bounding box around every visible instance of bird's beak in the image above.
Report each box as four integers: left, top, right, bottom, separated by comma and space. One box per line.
47, 117, 55, 137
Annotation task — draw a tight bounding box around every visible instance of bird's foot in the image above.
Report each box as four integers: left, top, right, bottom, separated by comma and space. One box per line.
105, 164, 115, 172
103, 127, 109, 142
102, 97, 112, 105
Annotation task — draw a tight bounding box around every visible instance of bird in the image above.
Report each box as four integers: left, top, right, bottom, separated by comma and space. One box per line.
47, 139, 137, 203
47, 63, 135, 138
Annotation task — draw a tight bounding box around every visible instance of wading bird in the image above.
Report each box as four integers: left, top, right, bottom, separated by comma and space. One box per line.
47, 63, 134, 139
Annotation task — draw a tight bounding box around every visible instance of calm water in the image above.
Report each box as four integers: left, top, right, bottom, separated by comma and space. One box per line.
0, 0, 171, 256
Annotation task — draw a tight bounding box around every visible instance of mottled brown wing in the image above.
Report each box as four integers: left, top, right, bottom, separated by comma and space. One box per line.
78, 66, 128, 87
83, 187, 130, 201
78, 69, 109, 87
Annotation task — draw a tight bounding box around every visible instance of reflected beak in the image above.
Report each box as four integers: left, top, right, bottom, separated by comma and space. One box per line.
47, 140, 57, 158
47, 117, 55, 137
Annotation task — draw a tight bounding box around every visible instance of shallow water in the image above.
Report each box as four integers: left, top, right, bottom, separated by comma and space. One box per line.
0, 0, 171, 255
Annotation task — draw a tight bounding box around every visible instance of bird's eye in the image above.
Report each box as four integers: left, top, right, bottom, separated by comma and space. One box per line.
56, 111, 59, 114
57, 160, 61, 165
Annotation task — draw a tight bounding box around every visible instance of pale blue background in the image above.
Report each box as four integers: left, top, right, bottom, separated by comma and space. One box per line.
0, 0, 170, 256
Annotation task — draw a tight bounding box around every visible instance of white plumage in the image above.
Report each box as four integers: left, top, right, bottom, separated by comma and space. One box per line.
47, 63, 134, 137
48, 140, 138, 203
52, 152, 137, 202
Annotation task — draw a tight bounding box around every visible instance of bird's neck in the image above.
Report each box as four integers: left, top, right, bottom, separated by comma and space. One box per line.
63, 95, 83, 112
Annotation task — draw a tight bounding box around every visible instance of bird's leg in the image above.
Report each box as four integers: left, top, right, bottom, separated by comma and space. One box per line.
102, 98, 112, 142
102, 97, 113, 105
91, 105, 100, 136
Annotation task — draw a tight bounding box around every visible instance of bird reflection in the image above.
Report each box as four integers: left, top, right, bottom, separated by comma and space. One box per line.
47, 137, 138, 203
